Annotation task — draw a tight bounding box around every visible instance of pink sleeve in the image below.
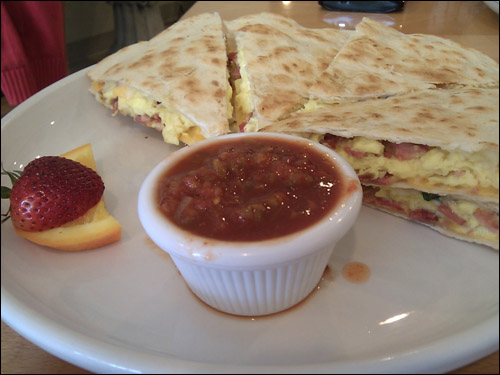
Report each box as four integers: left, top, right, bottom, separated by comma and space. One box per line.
1, 1, 68, 106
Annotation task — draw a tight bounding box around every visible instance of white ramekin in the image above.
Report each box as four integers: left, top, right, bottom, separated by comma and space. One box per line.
138, 133, 362, 316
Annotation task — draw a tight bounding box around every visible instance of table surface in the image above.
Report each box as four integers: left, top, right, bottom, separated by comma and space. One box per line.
1, 1, 498, 373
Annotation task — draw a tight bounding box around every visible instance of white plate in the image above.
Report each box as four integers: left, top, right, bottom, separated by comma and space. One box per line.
484, 1, 500, 14
1, 69, 498, 374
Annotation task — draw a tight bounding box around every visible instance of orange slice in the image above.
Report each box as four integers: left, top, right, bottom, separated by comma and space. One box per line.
14, 144, 122, 251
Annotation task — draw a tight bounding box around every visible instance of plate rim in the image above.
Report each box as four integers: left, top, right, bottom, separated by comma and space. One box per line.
3, 284, 498, 373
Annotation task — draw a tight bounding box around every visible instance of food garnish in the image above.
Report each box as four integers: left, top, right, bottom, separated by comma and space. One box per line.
2, 144, 122, 251
8, 156, 104, 232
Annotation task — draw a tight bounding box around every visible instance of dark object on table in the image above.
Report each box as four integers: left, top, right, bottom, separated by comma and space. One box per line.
318, 1, 404, 13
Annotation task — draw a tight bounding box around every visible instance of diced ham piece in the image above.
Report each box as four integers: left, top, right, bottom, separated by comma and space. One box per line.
134, 114, 163, 132
409, 209, 439, 224
383, 142, 430, 160
358, 172, 373, 180
359, 173, 394, 186
390, 142, 430, 161
372, 174, 395, 185
238, 112, 254, 132
322, 134, 338, 149
323, 136, 430, 161
227, 52, 241, 80
375, 197, 405, 212
230, 66, 241, 80
473, 208, 499, 233
227, 52, 238, 63
344, 147, 368, 158
238, 121, 248, 133
438, 204, 466, 225
111, 98, 119, 115
361, 186, 378, 204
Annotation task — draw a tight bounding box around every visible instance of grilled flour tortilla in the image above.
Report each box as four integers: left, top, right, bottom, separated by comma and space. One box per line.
263, 87, 499, 248
88, 13, 232, 145
225, 13, 349, 132
309, 17, 499, 103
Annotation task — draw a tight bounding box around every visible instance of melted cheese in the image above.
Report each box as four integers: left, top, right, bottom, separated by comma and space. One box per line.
374, 186, 498, 243
351, 137, 384, 155
233, 50, 256, 131
299, 99, 328, 113
178, 126, 205, 145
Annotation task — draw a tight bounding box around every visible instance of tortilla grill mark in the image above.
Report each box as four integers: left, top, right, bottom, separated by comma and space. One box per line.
239, 23, 286, 37
126, 56, 153, 72
474, 67, 486, 78
171, 36, 185, 43
157, 60, 196, 79
104, 64, 124, 76
214, 88, 225, 100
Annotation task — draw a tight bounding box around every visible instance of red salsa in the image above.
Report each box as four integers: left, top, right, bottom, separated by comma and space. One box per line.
157, 137, 344, 241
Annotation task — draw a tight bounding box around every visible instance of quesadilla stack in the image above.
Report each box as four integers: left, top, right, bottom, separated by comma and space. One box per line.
262, 17, 499, 250
263, 88, 499, 249
87, 13, 232, 145
225, 13, 349, 132
86, 12, 499, 249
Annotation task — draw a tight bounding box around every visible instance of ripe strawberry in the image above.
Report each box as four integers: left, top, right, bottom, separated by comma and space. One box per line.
9, 156, 104, 232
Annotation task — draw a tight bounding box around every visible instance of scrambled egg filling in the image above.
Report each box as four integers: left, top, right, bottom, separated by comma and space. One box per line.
374, 186, 498, 243
303, 133, 499, 194
300, 98, 499, 196
95, 78, 233, 145
233, 50, 259, 132
299, 99, 328, 113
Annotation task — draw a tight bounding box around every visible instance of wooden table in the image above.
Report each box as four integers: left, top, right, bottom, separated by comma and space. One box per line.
1, 1, 498, 373
184, 0, 499, 61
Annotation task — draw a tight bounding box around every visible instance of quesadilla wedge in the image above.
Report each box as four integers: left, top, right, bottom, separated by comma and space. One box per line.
263, 87, 499, 249
363, 185, 498, 250
87, 13, 232, 145
263, 87, 499, 204
225, 13, 349, 132
308, 17, 499, 104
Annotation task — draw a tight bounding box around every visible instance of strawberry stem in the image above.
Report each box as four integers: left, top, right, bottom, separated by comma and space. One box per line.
1, 163, 23, 223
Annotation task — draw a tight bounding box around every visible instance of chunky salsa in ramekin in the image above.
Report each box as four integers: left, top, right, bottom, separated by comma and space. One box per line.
157, 136, 345, 241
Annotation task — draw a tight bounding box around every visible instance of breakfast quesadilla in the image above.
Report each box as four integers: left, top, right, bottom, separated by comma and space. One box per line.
363, 185, 498, 250
85, 10, 499, 249
308, 17, 499, 104
225, 13, 349, 132
262, 87, 499, 249
87, 12, 232, 145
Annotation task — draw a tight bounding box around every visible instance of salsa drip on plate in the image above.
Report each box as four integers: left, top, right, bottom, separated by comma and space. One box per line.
157, 137, 344, 241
